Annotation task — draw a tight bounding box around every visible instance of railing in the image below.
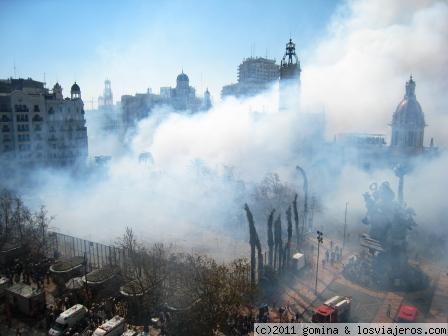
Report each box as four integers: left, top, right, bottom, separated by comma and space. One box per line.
47, 231, 128, 271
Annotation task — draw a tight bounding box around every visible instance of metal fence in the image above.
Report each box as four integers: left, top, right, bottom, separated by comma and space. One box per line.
47, 231, 128, 271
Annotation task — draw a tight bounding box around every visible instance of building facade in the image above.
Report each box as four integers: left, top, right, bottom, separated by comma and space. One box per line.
221, 57, 279, 98
121, 71, 211, 131
0, 78, 88, 168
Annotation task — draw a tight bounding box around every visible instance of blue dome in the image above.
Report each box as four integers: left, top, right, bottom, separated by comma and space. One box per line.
71, 82, 80, 93
177, 72, 189, 82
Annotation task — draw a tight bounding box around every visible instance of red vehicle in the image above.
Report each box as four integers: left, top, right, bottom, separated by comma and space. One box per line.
312, 296, 352, 323
396, 304, 418, 323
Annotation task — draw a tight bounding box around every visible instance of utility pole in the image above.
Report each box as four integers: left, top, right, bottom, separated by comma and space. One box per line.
315, 230, 323, 293
343, 202, 348, 252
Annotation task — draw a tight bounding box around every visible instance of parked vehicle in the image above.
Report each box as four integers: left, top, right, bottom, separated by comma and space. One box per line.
48, 304, 88, 336
93, 316, 126, 336
312, 295, 352, 323
396, 304, 418, 323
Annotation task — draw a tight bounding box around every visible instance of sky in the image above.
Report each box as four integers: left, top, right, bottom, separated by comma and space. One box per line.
0, 0, 340, 107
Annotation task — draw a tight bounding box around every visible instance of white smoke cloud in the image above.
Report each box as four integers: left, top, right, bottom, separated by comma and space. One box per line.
8, 0, 447, 262
302, 0, 448, 145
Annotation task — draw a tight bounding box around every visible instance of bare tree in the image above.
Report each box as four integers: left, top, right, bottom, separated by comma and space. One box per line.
267, 209, 275, 267
274, 215, 283, 272
244, 204, 263, 285
286, 205, 292, 268
293, 194, 300, 248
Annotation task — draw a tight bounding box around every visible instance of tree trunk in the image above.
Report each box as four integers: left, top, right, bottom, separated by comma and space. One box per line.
267, 209, 275, 267
293, 194, 299, 248
286, 205, 292, 268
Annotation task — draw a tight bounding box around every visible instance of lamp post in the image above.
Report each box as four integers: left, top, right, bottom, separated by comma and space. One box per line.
315, 231, 323, 293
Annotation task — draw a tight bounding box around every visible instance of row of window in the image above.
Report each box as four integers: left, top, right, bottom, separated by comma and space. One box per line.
14, 104, 29, 112
1, 114, 44, 123
17, 114, 29, 122
18, 144, 31, 151
17, 124, 30, 132
17, 134, 30, 142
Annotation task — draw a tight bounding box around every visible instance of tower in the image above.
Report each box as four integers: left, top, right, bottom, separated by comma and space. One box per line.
279, 39, 301, 111
103, 79, 113, 106
390, 76, 426, 153
53, 82, 63, 100
70, 82, 81, 99
203, 88, 212, 110
176, 70, 189, 93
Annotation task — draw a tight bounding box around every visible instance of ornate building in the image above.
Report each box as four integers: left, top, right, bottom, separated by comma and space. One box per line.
98, 79, 113, 108
334, 76, 436, 170
279, 39, 301, 111
390, 76, 426, 154
121, 71, 211, 132
0, 78, 88, 168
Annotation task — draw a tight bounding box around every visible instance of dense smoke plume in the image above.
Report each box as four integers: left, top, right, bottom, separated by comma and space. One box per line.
4, 0, 447, 262
302, 0, 448, 144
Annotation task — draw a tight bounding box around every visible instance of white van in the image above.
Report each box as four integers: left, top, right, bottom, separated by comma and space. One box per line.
48, 304, 88, 336
93, 316, 126, 336
122, 330, 139, 336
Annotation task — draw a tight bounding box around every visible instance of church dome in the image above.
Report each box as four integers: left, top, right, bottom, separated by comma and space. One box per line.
71, 82, 80, 93
177, 72, 189, 82
392, 76, 425, 127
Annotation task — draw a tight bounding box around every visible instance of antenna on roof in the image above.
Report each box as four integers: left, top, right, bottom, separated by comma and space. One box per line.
43, 72, 46, 87
13, 62, 17, 78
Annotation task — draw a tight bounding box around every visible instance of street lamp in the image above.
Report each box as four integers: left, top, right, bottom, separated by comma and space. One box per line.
315, 230, 323, 293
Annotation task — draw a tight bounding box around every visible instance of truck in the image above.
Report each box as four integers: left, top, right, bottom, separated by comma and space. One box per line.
395, 304, 418, 323
93, 316, 126, 336
48, 304, 88, 336
311, 295, 352, 323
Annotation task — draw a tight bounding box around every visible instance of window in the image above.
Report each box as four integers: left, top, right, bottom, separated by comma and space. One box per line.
34, 105, 40, 112
32, 114, 43, 122
14, 104, 28, 112
17, 124, 30, 132
2, 125, 10, 132
16, 114, 29, 122
1, 115, 10, 122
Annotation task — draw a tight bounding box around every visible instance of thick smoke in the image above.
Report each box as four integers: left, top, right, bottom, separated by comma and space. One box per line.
302, 0, 448, 145
8, 0, 447, 262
